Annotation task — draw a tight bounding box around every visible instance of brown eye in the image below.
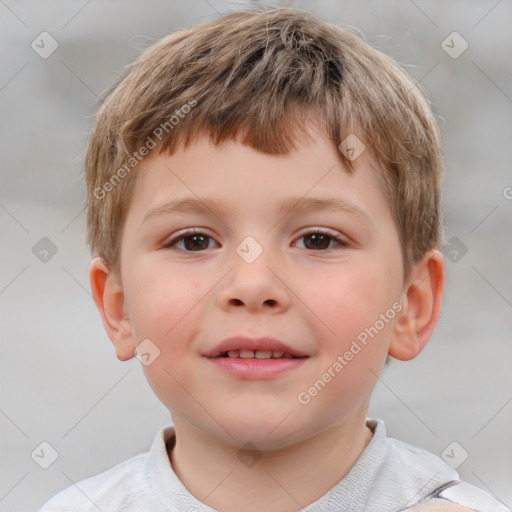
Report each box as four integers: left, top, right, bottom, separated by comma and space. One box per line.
165, 231, 217, 251
296, 230, 346, 251
303, 233, 331, 250
182, 234, 210, 251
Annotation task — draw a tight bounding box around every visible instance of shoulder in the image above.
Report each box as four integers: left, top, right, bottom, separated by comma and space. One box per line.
374, 431, 460, 494
368, 421, 510, 512
403, 482, 511, 512
40, 453, 147, 511
407, 500, 477, 511
40, 425, 176, 511
430, 481, 510, 512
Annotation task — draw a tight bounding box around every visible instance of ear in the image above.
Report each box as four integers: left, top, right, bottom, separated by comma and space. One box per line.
389, 249, 445, 361
89, 257, 136, 361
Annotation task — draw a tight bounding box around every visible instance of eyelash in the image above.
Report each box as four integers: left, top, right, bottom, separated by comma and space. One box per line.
163, 228, 348, 252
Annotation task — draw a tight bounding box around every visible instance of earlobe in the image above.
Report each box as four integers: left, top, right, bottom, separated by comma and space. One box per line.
89, 257, 136, 361
388, 250, 445, 361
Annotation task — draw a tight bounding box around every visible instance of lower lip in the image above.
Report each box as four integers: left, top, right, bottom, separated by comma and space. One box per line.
205, 357, 308, 379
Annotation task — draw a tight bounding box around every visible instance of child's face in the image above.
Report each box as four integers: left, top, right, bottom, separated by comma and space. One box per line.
117, 127, 406, 448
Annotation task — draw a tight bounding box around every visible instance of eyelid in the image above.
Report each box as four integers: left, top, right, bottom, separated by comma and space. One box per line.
294, 227, 349, 248
162, 228, 218, 248
296, 226, 342, 237
162, 227, 349, 251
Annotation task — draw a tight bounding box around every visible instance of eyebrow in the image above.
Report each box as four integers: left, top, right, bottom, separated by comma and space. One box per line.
143, 196, 375, 231
275, 196, 375, 231
143, 197, 236, 225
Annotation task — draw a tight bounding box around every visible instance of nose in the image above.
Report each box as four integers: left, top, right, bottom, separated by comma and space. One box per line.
216, 244, 291, 314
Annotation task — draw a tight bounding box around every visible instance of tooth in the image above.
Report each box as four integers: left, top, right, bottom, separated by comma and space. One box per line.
227, 350, 240, 358
283, 353, 294, 358
239, 350, 255, 359
254, 350, 273, 359
272, 351, 284, 358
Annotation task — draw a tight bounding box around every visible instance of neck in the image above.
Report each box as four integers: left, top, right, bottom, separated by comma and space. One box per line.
169, 412, 373, 512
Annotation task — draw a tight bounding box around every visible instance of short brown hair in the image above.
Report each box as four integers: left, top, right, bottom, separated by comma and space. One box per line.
85, 6, 443, 280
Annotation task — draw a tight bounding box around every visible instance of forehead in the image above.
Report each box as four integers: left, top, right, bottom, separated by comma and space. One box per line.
133, 131, 386, 201
119, 131, 404, 279
121, 129, 396, 243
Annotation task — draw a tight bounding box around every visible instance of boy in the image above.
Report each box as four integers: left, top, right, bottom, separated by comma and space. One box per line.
41, 7, 509, 512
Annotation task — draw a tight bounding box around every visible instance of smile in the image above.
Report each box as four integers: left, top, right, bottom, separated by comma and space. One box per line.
215, 350, 305, 359
205, 353, 309, 379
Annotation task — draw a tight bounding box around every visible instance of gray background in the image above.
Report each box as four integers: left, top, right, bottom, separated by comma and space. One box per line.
1, 1, 511, 510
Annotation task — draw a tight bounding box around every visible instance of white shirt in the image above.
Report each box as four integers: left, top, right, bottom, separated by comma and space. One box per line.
40, 419, 510, 512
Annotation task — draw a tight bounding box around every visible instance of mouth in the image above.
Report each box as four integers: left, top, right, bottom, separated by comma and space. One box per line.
213, 350, 306, 360
203, 336, 309, 379
203, 336, 309, 359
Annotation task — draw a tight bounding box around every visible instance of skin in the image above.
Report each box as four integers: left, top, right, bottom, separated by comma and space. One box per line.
407, 500, 474, 511
90, 125, 446, 512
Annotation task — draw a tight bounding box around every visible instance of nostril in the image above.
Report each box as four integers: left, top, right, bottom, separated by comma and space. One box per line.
227, 298, 278, 307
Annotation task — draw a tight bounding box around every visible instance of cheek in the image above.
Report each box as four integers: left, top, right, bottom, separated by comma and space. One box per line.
118, 249, 198, 409
124, 265, 205, 361
300, 265, 397, 418
302, 260, 400, 358
129, 268, 205, 411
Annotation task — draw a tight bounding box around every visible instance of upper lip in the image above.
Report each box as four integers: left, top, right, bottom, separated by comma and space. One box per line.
203, 336, 309, 358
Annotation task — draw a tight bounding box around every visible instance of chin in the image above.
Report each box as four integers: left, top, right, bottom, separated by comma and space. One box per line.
216, 413, 308, 450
